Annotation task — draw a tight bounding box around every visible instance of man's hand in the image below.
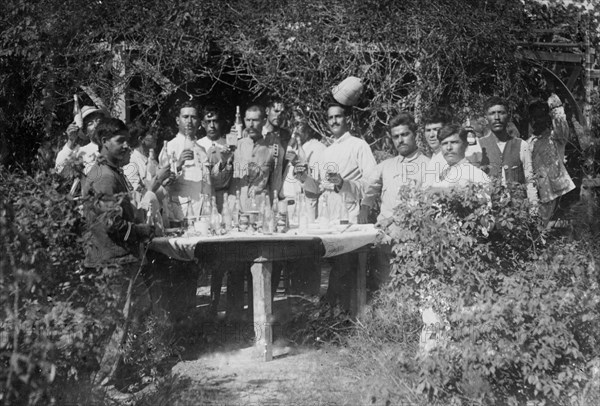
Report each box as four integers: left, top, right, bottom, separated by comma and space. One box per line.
66, 123, 82, 147
285, 150, 298, 164
293, 163, 309, 183
358, 205, 370, 224
177, 149, 194, 169
133, 223, 155, 242
155, 166, 171, 184
326, 171, 344, 188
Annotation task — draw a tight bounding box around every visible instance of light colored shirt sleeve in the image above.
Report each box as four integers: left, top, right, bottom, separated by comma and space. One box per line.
359, 162, 384, 208
338, 141, 377, 202
55, 144, 76, 174
520, 140, 538, 206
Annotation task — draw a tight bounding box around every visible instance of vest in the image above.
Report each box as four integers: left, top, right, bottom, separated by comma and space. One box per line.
479, 134, 525, 184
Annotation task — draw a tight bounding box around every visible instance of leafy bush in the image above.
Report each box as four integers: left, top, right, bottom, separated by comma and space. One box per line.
0, 168, 178, 405
346, 181, 600, 405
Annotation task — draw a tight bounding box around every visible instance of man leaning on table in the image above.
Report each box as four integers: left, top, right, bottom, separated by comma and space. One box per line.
296, 101, 377, 309
357, 112, 430, 290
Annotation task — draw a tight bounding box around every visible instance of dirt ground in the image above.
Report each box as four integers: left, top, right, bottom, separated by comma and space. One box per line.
137, 263, 370, 406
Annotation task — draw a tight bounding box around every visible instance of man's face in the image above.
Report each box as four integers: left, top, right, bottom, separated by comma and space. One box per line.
424, 122, 443, 152
176, 107, 199, 138
142, 133, 157, 150
82, 115, 103, 140
103, 131, 130, 165
327, 106, 349, 138
390, 125, 417, 157
486, 104, 509, 133
244, 110, 265, 133
202, 112, 222, 140
266, 103, 285, 129
441, 133, 467, 166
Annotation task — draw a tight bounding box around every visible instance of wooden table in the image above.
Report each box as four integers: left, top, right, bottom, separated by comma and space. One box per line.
149, 226, 378, 361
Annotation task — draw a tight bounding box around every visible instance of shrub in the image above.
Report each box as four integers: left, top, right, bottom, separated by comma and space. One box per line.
0, 168, 178, 404
347, 181, 600, 405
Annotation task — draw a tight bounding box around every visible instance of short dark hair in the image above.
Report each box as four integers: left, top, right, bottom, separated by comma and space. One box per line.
326, 102, 352, 117
245, 105, 265, 119
438, 124, 466, 144
91, 117, 128, 147
389, 112, 418, 134
127, 121, 151, 148
483, 96, 509, 114
423, 107, 451, 126
528, 100, 549, 118
266, 97, 285, 109
295, 122, 321, 141
176, 100, 200, 116
202, 105, 221, 120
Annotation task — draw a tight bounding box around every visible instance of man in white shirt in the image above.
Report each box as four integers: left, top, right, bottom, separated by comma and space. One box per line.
423, 124, 490, 190
296, 102, 377, 309
158, 101, 212, 224
55, 105, 105, 176
299, 104, 377, 223
359, 112, 430, 290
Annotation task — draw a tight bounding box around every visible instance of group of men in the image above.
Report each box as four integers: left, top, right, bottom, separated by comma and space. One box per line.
54, 93, 574, 388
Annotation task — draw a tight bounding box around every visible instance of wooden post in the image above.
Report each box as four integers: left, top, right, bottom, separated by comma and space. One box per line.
250, 257, 273, 361
350, 249, 368, 318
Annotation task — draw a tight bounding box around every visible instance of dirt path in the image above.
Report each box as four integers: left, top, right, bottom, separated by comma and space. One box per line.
167, 342, 362, 406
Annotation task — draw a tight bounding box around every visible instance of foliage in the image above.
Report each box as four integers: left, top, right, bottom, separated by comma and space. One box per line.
2, 0, 597, 170
345, 182, 600, 405
0, 167, 177, 405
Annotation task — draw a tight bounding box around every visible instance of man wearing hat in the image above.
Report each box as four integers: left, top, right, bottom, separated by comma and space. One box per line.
55, 105, 105, 176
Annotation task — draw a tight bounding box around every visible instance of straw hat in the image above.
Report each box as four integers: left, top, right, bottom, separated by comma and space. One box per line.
331, 76, 363, 106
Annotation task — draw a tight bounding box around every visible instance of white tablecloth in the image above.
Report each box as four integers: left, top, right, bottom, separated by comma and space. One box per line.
148, 224, 380, 262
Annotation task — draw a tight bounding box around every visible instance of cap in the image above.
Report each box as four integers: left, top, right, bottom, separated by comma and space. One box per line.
81, 106, 102, 120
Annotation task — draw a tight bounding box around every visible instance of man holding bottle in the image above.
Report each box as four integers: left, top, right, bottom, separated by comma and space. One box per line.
158, 101, 212, 224
198, 105, 233, 212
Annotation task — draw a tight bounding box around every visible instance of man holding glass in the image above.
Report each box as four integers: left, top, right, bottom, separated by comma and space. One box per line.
295, 102, 376, 309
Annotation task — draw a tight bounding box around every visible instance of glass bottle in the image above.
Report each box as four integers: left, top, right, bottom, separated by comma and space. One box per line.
298, 192, 309, 232
234, 105, 243, 139
210, 196, 221, 235
221, 193, 232, 232
339, 192, 349, 225
232, 191, 241, 228
262, 192, 273, 234
318, 193, 330, 228
147, 148, 157, 178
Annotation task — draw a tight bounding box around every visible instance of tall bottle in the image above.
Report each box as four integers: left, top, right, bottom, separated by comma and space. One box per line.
318, 193, 330, 227
210, 196, 221, 235
221, 193, 232, 232
298, 192, 309, 232
262, 192, 273, 234
73, 94, 83, 128
234, 105, 244, 139
295, 135, 308, 164
232, 191, 241, 227
147, 148, 157, 178
257, 192, 267, 226
339, 192, 349, 225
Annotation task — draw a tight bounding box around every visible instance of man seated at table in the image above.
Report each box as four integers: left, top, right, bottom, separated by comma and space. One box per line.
423, 124, 490, 190
358, 112, 430, 290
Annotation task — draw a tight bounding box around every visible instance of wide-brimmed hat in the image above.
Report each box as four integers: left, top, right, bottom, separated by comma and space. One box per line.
81, 106, 103, 120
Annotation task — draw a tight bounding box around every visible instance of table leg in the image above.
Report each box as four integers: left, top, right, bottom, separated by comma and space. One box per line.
350, 250, 368, 318
250, 257, 273, 361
